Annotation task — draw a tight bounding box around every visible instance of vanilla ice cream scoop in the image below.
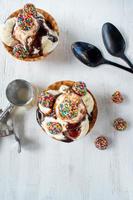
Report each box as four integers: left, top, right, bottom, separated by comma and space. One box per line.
13, 13, 39, 46
55, 93, 86, 124
0, 17, 18, 47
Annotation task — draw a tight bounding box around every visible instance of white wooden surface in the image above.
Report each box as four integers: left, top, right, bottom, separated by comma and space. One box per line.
0, 0, 133, 199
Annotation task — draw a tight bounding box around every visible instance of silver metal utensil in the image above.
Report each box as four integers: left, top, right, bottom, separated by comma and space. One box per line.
0, 79, 34, 122
7, 118, 21, 153
0, 109, 13, 137
0, 109, 21, 153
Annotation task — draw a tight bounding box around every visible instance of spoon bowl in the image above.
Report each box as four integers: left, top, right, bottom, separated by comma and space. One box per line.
71, 41, 133, 74
102, 22, 125, 57
102, 22, 133, 69
71, 42, 104, 67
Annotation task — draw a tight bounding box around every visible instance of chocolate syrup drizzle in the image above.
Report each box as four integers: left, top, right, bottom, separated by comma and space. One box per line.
31, 19, 58, 56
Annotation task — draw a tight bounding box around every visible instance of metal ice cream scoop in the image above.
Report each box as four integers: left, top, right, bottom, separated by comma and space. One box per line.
0, 79, 34, 122
0, 110, 21, 153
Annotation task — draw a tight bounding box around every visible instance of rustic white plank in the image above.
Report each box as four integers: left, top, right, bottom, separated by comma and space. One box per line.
0, 0, 133, 200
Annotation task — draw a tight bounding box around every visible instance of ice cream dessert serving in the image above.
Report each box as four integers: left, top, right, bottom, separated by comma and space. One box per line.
0, 3, 59, 60
36, 81, 98, 142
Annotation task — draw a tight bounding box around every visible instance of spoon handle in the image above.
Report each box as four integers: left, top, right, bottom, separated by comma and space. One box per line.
105, 60, 133, 74
121, 54, 133, 70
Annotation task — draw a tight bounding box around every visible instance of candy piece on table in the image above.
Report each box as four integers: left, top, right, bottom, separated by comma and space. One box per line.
38, 92, 55, 108
95, 136, 108, 150
23, 3, 37, 17
112, 91, 123, 104
72, 81, 87, 96
17, 12, 34, 31
13, 44, 29, 59
113, 118, 127, 131
46, 122, 63, 134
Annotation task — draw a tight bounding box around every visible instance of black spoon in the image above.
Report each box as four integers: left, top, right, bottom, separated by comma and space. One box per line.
102, 22, 133, 70
71, 42, 133, 74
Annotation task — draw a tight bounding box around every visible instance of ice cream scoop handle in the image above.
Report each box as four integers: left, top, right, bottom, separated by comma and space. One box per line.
0, 104, 14, 122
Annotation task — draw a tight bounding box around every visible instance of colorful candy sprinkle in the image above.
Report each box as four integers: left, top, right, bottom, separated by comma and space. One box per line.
72, 82, 87, 96
38, 92, 55, 108
47, 122, 62, 134
59, 96, 79, 119
112, 91, 123, 104
113, 118, 127, 131
17, 13, 34, 31
23, 3, 37, 17
13, 44, 29, 59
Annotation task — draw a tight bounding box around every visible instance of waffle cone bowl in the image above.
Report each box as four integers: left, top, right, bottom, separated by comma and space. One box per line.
3, 8, 59, 61
36, 80, 98, 143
